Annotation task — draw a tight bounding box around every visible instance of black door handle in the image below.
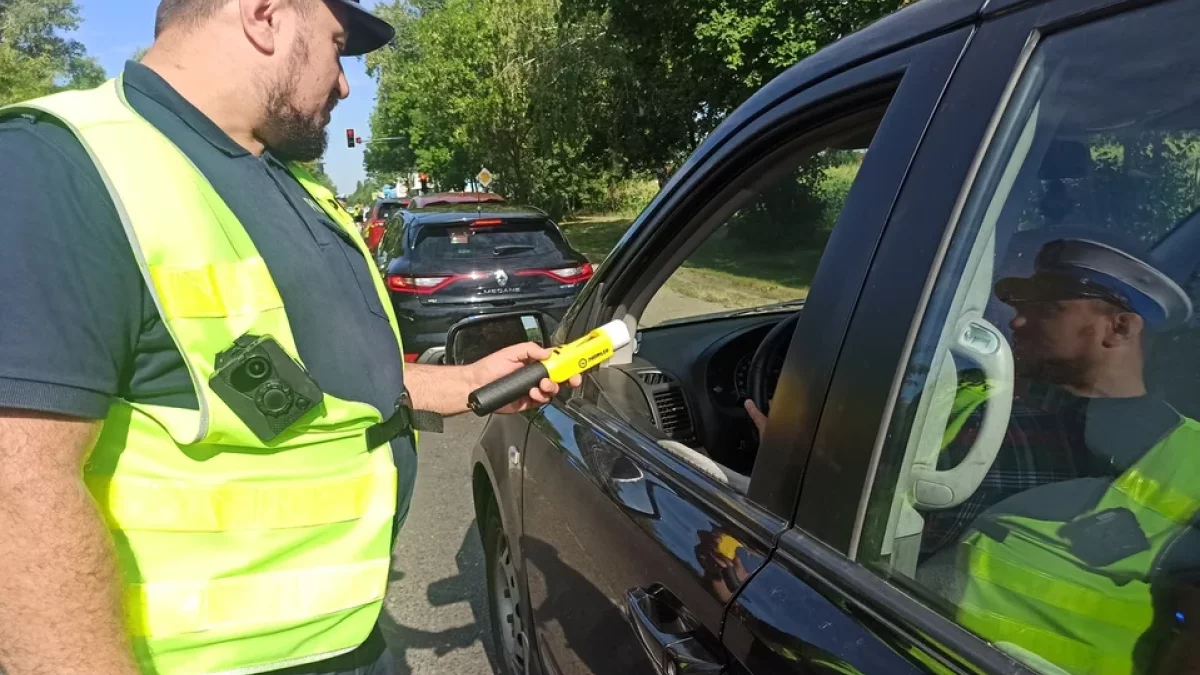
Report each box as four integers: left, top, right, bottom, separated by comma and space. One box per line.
626, 587, 723, 675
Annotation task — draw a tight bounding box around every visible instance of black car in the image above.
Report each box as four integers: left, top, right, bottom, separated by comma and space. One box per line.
379, 205, 591, 363
448, 0, 1200, 674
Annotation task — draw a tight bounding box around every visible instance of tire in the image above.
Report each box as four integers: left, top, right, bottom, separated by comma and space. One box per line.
482, 501, 529, 675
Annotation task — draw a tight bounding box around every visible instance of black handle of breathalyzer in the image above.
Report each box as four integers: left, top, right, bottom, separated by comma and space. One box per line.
469, 362, 550, 416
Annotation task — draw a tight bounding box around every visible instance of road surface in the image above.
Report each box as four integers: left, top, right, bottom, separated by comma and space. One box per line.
643, 285, 728, 325
381, 414, 496, 675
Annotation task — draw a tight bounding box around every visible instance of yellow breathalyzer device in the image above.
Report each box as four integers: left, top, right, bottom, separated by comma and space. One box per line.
468, 320, 632, 416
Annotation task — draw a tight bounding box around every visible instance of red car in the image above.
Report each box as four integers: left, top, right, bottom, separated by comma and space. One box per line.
364, 197, 411, 252
409, 192, 505, 209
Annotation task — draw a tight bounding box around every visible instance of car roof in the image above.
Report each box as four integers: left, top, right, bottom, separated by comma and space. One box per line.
410, 192, 506, 208
408, 205, 551, 227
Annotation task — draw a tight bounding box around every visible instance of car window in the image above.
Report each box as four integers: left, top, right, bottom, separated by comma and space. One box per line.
640, 146, 868, 328
375, 201, 406, 220
858, 4, 1200, 674
384, 220, 407, 258
414, 222, 564, 260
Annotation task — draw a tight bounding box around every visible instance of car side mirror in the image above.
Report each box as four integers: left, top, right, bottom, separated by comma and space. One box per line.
446, 312, 551, 365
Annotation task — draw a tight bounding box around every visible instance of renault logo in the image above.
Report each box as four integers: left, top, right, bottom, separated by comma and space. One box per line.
495, 270, 509, 287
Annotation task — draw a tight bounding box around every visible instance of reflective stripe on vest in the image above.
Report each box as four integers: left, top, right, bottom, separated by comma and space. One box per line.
957, 417, 1200, 675
1, 79, 406, 675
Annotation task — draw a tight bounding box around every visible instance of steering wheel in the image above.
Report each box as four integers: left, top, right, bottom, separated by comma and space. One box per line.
748, 313, 801, 415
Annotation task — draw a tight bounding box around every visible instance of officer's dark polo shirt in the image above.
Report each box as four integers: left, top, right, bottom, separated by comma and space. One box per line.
0, 62, 416, 521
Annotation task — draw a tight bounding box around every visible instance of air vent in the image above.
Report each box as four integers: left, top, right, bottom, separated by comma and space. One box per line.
639, 371, 668, 386
652, 387, 696, 445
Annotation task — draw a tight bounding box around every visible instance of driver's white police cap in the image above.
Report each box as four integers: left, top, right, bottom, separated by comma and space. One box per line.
995, 238, 1193, 330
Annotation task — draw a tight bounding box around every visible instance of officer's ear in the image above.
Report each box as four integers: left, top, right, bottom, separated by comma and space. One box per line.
239, 0, 289, 55
1105, 310, 1145, 348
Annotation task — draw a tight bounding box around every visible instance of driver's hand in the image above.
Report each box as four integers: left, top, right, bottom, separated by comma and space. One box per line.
744, 399, 768, 437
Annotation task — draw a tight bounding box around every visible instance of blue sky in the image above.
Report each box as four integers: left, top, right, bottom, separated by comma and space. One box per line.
73, 0, 382, 194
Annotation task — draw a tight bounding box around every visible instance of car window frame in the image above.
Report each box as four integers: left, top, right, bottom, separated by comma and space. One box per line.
558, 27, 978, 526
781, 0, 1192, 672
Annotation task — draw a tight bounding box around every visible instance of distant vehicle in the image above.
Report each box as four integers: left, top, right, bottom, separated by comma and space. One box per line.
364, 197, 411, 252
379, 204, 590, 363
409, 192, 505, 209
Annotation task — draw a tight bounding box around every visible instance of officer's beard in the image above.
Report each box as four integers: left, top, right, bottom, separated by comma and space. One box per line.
261, 34, 333, 162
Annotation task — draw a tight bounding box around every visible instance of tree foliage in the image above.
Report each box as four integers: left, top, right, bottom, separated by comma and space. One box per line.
365, 0, 904, 217
348, 174, 391, 207
0, 0, 105, 105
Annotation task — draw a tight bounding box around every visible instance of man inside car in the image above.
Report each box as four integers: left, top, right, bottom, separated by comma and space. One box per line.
919, 237, 1194, 558
922, 238, 1200, 675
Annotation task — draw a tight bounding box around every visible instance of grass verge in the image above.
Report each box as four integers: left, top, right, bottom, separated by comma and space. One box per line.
561, 215, 816, 309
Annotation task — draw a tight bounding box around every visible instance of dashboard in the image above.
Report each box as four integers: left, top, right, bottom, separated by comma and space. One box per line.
632, 313, 794, 474
706, 324, 785, 408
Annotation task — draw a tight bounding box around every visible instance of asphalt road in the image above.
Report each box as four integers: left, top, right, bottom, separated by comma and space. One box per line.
380, 414, 497, 675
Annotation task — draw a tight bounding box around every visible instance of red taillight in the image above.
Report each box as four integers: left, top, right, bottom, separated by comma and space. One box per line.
472, 219, 503, 227
517, 262, 594, 284
404, 353, 420, 363
385, 274, 458, 294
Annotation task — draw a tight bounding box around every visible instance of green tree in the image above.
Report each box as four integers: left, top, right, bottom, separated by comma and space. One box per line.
367, 0, 618, 218
561, 0, 904, 172
364, 0, 905, 219
0, 0, 105, 105
349, 174, 390, 206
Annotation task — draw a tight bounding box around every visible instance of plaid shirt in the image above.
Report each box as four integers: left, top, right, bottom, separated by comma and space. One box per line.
919, 381, 1099, 559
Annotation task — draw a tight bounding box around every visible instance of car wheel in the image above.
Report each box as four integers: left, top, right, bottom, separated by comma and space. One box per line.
483, 501, 529, 675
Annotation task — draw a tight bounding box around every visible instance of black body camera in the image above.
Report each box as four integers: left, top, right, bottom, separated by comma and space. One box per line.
209, 334, 324, 442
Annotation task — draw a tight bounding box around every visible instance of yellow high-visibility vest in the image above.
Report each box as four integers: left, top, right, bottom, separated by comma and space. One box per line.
957, 416, 1200, 675
2, 78, 408, 675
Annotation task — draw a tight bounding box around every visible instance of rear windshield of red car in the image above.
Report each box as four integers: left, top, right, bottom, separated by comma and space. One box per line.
373, 202, 407, 220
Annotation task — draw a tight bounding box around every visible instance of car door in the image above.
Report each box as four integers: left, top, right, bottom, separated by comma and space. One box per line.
519, 19, 973, 675
728, 0, 1200, 673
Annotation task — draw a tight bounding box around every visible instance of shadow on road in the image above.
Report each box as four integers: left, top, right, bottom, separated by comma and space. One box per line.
379, 520, 500, 675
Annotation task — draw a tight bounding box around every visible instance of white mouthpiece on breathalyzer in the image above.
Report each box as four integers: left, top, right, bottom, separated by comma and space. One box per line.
595, 319, 632, 351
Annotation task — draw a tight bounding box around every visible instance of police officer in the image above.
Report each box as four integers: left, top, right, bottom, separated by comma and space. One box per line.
948, 238, 1200, 675
0, 2, 578, 675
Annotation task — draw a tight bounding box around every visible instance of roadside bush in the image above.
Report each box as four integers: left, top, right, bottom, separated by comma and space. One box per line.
604, 176, 661, 217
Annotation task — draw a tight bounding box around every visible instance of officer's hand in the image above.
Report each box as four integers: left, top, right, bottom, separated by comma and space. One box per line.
744, 399, 768, 437
471, 342, 584, 414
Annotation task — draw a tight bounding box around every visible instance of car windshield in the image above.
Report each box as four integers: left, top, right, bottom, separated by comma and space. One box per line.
413, 222, 563, 260
375, 202, 407, 220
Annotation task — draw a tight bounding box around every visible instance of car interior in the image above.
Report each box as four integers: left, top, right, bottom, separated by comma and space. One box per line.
574, 107, 889, 495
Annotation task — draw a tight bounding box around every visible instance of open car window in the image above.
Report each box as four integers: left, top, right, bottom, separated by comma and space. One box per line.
640, 146, 870, 328
858, 2, 1200, 673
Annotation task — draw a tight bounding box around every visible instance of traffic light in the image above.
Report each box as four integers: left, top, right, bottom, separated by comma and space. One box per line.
346, 129, 356, 148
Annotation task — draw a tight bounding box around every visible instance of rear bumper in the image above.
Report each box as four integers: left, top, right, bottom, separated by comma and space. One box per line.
392, 293, 576, 358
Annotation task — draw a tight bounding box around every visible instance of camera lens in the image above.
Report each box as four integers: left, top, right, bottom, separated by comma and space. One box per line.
230, 356, 274, 393
244, 357, 271, 381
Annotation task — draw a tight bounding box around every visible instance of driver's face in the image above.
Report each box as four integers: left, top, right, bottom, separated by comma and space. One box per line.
1008, 298, 1111, 381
